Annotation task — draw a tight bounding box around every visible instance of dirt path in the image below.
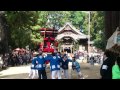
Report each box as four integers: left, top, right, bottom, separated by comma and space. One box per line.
0, 63, 101, 79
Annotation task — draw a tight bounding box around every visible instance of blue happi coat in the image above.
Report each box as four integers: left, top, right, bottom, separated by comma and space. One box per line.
31, 57, 37, 69
35, 55, 46, 70
45, 55, 61, 71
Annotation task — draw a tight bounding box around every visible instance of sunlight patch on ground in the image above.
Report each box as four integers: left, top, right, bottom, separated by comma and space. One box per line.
0, 65, 30, 77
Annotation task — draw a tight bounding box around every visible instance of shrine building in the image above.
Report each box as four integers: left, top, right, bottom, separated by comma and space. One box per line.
55, 22, 89, 53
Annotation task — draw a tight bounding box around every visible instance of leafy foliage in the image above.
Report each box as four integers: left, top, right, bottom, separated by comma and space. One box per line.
5, 11, 38, 49
90, 11, 105, 50
1, 11, 105, 51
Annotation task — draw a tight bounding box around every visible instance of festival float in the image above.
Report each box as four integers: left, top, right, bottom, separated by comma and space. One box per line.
39, 28, 58, 53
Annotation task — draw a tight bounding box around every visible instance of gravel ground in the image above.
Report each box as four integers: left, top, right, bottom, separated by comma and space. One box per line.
0, 63, 101, 79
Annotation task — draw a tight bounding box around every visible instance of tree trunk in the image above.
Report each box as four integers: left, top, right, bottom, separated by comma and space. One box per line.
0, 11, 9, 54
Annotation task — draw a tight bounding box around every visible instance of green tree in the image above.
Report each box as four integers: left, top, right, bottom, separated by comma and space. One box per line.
69, 11, 88, 34
90, 11, 105, 50
5, 11, 38, 49
4, 11, 105, 51
46, 11, 71, 29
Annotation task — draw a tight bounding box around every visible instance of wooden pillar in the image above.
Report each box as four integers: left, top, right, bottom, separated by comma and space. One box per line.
59, 46, 61, 52
59, 47, 60, 52
105, 11, 120, 41
71, 46, 72, 54
105, 11, 112, 41
62, 46, 64, 53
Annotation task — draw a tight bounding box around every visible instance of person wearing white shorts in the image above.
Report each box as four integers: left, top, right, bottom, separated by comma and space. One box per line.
45, 52, 61, 79
29, 55, 38, 79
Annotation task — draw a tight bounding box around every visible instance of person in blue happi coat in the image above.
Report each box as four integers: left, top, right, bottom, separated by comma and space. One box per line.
29, 52, 38, 79
56, 52, 63, 75
45, 52, 61, 79
36, 51, 47, 79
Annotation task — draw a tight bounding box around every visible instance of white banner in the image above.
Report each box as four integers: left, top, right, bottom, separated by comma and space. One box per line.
106, 27, 120, 49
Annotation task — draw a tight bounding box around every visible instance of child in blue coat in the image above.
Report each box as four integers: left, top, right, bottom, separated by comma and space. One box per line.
72, 57, 84, 79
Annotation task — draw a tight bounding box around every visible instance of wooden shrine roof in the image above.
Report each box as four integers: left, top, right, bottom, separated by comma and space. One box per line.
56, 22, 88, 41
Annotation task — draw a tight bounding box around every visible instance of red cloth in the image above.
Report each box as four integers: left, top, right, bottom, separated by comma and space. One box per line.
50, 37, 55, 40
47, 42, 50, 48
44, 38, 48, 40
43, 48, 54, 53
